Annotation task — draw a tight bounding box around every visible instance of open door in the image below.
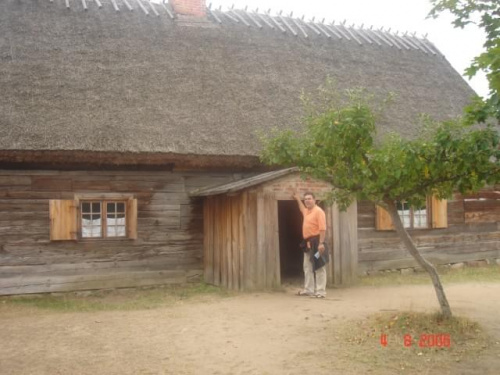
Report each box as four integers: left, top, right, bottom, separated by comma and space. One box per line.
278, 200, 303, 282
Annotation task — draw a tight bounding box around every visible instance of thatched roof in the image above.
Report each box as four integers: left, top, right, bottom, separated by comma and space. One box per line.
0, 0, 476, 168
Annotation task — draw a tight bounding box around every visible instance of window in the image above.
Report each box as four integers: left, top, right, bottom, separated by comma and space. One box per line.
49, 196, 137, 241
376, 196, 447, 230
397, 201, 428, 229
81, 201, 126, 238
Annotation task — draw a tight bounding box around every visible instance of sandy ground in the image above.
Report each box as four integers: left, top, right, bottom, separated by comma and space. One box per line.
1, 283, 500, 375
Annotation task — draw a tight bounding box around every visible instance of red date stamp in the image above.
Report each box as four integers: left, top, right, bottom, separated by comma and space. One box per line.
380, 333, 451, 347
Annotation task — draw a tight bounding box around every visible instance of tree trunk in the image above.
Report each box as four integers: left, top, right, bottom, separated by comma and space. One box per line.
384, 200, 452, 318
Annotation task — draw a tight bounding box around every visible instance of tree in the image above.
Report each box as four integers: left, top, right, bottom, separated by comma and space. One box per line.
260, 83, 499, 318
429, 0, 500, 123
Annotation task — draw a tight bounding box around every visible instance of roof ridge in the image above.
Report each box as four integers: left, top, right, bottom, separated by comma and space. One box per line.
209, 4, 439, 56
32, 0, 441, 56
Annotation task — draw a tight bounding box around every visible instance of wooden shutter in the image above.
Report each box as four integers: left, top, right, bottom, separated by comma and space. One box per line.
126, 198, 138, 239
376, 205, 394, 230
431, 196, 448, 228
49, 200, 77, 240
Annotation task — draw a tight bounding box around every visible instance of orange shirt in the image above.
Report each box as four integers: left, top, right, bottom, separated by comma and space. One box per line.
301, 205, 326, 239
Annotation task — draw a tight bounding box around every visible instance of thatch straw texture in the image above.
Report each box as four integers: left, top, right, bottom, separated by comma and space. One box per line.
0, 0, 475, 161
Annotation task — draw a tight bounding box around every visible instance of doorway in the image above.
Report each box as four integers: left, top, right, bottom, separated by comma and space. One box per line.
278, 200, 303, 281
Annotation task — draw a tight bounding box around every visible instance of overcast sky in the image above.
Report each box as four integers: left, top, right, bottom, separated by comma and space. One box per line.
211, 0, 488, 97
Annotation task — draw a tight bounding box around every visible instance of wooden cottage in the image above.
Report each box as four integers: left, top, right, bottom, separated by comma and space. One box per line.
191, 169, 358, 290
0, 0, 498, 295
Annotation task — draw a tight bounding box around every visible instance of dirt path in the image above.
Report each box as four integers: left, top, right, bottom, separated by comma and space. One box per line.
1, 283, 499, 375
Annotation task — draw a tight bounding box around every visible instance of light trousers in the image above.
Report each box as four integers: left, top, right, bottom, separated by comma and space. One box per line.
303, 252, 327, 296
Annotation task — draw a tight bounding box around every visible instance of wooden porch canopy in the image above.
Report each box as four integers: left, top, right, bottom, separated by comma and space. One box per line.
190, 169, 358, 290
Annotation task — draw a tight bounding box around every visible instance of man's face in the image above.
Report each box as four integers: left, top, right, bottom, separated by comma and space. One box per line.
304, 194, 316, 209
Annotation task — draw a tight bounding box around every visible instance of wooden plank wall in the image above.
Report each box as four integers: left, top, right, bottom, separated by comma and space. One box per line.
0, 170, 241, 295
357, 192, 500, 273
462, 189, 500, 223
330, 202, 358, 286
203, 190, 280, 290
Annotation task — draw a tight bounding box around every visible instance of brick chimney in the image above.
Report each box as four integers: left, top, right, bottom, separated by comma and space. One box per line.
170, 0, 206, 18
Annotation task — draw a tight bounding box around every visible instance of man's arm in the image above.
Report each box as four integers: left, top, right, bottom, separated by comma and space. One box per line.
318, 209, 327, 254
318, 230, 326, 244
293, 192, 306, 214
318, 230, 326, 255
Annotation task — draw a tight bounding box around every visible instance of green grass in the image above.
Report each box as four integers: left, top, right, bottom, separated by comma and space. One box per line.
0, 283, 232, 313
359, 265, 500, 287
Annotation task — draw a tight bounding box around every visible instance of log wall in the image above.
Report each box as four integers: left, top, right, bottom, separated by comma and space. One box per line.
358, 190, 500, 273
0, 169, 243, 295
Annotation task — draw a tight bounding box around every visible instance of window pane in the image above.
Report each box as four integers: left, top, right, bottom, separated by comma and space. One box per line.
414, 207, 427, 228
82, 202, 91, 213
107, 202, 116, 213
397, 201, 411, 228
92, 202, 101, 213
107, 216, 116, 226
402, 216, 411, 228
82, 227, 91, 237
117, 202, 125, 213
107, 226, 116, 237
107, 225, 126, 237
91, 227, 102, 237
116, 226, 126, 237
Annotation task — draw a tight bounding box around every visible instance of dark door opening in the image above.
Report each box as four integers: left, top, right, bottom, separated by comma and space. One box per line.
278, 200, 303, 281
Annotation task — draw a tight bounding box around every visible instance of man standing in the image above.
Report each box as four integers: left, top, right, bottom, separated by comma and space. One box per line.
293, 191, 328, 298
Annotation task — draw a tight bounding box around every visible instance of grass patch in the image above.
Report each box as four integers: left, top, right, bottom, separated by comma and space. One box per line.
329, 311, 492, 373
0, 283, 232, 313
359, 265, 500, 287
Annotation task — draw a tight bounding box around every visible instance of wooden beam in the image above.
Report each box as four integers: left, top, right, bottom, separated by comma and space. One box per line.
213, 197, 221, 286
110, 0, 120, 11
148, 1, 160, 16
226, 196, 233, 290
135, 0, 148, 15
231, 10, 251, 27
231, 195, 240, 290
291, 17, 308, 38
332, 203, 341, 286
203, 197, 214, 284
254, 11, 275, 29
266, 13, 286, 33
122, 0, 133, 11
256, 194, 266, 288
220, 196, 228, 288
278, 16, 298, 36
245, 11, 263, 28
245, 191, 258, 289
239, 192, 247, 290
0, 270, 199, 296
323, 24, 343, 40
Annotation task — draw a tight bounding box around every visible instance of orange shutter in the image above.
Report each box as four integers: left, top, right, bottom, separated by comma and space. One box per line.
376, 205, 394, 230
49, 200, 77, 240
126, 198, 138, 239
431, 197, 448, 228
